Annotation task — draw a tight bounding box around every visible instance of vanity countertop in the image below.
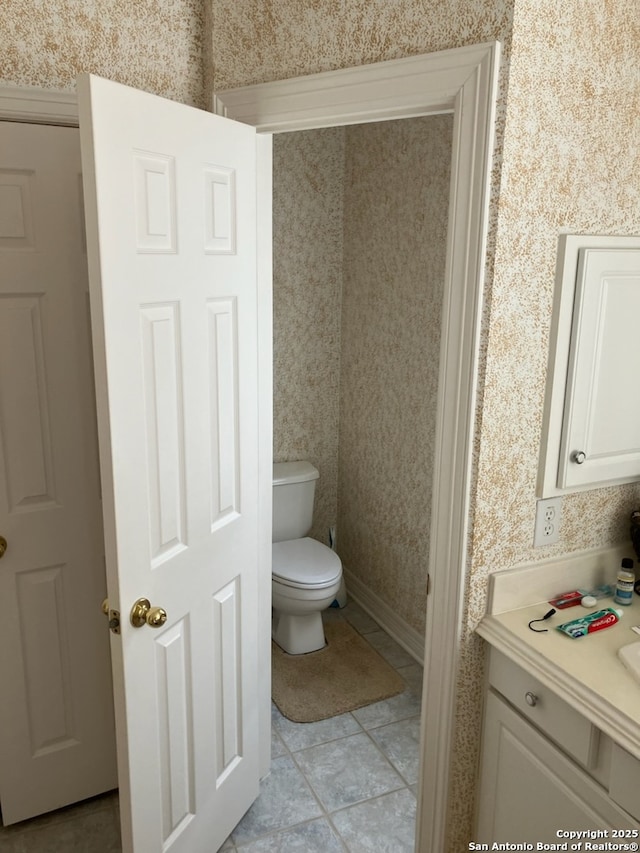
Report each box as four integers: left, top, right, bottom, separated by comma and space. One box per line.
477, 587, 640, 760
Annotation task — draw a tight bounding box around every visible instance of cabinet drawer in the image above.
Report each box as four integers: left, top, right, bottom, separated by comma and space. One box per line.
489, 649, 598, 768
609, 744, 640, 821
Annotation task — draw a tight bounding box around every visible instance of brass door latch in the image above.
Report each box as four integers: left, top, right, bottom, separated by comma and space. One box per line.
101, 598, 121, 635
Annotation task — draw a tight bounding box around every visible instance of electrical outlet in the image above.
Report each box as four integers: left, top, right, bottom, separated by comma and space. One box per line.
534, 497, 563, 547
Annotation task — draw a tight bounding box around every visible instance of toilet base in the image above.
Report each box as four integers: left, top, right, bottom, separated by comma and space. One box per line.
272, 610, 326, 655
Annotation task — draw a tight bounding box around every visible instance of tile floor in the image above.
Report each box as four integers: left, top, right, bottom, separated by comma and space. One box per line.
0, 600, 423, 853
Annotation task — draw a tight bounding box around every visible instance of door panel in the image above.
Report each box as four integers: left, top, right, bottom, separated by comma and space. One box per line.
78, 74, 263, 853
0, 122, 117, 825
558, 247, 640, 488
208, 297, 240, 527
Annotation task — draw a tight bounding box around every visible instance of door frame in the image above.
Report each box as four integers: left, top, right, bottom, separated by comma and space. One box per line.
0, 39, 499, 849
0, 83, 273, 786
214, 41, 500, 851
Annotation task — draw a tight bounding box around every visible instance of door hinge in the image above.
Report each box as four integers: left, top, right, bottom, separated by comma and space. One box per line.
427, 573, 431, 596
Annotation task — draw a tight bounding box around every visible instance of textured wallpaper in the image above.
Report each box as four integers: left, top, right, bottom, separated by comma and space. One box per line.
2, 0, 206, 107
209, 0, 513, 92
272, 128, 345, 545
338, 116, 452, 636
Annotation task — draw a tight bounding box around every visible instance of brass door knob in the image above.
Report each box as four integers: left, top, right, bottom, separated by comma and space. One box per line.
147, 607, 168, 628
0, 536, 7, 559
130, 597, 168, 628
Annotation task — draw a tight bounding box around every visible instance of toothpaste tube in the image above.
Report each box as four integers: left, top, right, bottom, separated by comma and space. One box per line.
557, 607, 623, 638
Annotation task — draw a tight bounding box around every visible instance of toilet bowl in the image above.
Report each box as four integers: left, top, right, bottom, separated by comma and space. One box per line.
271, 461, 344, 655
272, 537, 342, 654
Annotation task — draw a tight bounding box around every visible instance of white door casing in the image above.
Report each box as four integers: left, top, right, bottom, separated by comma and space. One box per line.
77, 74, 264, 852
0, 121, 117, 824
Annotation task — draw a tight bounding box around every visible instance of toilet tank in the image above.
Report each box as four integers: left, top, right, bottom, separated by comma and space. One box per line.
272, 461, 319, 542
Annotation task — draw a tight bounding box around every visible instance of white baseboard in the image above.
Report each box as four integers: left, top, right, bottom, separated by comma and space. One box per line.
343, 568, 425, 665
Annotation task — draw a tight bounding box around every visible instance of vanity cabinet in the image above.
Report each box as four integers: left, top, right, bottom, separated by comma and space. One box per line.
476, 650, 640, 842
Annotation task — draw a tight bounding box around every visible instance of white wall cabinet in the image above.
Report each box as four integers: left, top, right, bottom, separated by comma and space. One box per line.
476, 650, 640, 842
538, 235, 640, 497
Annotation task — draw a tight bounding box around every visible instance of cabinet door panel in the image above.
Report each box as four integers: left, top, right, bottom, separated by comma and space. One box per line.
559, 248, 640, 489
476, 691, 637, 843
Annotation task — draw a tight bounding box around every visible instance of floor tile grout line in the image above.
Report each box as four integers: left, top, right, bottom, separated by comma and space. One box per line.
286, 726, 409, 824
354, 704, 421, 731
327, 781, 418, 818
286, 737, 334, 818
274, 714, 366, 754
361, 723, 416, 788
323, 808, 353, 852
233, 813, 349, 852
282, 724, 408, 849
230, 736, 333, 847
286, 733, 411, 853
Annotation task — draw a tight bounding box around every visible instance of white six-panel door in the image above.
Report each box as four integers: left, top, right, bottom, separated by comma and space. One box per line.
0, 121, 117, 823
77, 74, 262, 853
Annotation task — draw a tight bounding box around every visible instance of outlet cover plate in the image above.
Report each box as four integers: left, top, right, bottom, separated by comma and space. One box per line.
534, 497, 563, 547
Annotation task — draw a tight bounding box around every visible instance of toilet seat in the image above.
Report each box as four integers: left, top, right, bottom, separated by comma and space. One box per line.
272, 537, 341, 590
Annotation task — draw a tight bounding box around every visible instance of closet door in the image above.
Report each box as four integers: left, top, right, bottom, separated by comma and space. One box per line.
0, 121, 117, 824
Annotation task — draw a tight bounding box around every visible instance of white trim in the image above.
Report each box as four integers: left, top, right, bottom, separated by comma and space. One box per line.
343, 569, 425, 665
0, 84, 78, 125
216, 41, 500, 852
255, 132, 274, 780
213, 42, 491, 131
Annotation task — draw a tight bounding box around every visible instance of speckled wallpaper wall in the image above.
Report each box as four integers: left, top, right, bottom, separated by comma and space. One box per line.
2, 0, 205, 107
338, 116, 452, 636
209, 0, 513, 91
272, 127, 345, 545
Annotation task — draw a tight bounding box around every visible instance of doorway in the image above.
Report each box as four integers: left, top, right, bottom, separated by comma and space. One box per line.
217, 41, 499, 850
272, 115, 453, 648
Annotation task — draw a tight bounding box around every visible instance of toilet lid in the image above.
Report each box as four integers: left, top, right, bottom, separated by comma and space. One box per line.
272, 537, 342, 589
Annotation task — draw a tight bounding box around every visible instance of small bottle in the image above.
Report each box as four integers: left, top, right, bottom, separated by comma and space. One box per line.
614, 558, 635, 606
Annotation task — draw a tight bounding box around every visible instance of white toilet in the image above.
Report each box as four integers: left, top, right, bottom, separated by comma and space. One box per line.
272, 461, 342, 655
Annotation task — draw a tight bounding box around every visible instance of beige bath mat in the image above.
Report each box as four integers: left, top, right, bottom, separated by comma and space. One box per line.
272, 619, 405, 722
